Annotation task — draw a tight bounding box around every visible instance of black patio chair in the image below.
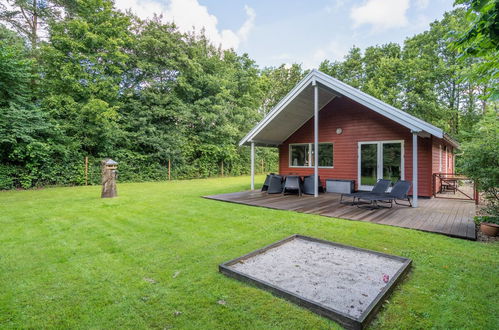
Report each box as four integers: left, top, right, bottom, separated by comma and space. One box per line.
282, 175, 302, 196
261, 173, 275, 192
267, 175, 284, 194
356, 180, 413, 209
302, 175, 323, 195
340, 179, 391, 205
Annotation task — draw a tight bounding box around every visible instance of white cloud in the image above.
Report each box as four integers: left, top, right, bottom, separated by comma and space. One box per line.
350, 0, 410, 30
325, 0, 346, 13
114, 0, 255, 50
413, 0, 430, 10
302, 40, 350, 69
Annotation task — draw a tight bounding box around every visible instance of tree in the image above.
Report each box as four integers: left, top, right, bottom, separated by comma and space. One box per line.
40, 0, 133, 156
453, 0, 499, 100
460, 110, 499, 216
0, 25, 60, 188
0, 0, 74, 49
259, 64, 306, 114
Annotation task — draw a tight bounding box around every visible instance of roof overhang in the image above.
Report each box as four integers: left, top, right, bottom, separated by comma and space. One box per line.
240, 70, 451, 147
444, 134, 460, 148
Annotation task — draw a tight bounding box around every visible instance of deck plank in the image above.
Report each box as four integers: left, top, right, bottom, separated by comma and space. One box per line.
203, 191, 476, 240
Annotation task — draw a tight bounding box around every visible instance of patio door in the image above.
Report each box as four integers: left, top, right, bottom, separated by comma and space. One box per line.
358, 141, 404, 191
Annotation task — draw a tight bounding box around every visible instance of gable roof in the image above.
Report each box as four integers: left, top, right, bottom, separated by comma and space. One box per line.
239, 70, 458, 148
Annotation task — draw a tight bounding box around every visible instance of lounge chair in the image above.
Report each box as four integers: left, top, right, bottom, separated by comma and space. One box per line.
267, 175, 284, 194
356, 180, 412, 209
340, 179, 391, 205
283, 175, 302, 196
302, 175, 323, 195
261, 173, 275, 191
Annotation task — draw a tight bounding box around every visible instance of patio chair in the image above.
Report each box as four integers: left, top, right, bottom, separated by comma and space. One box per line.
261, 173, 275, 191
340, 179, 391, 205
267, 175, 284, 194
302, 175, 323, 195
282, 175, 302, 196
356, 180, 412, 209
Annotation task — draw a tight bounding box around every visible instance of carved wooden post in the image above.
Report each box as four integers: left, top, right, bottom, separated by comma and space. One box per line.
101, 159, 118, 198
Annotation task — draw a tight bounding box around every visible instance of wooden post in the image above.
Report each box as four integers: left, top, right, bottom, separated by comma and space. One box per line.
84, 156, 88, 186
474, 182, 479, 205
412, 132, 419, 208
250, 142, 255, 190
313, 79, 319, 197
101, 159, 118, 198
168, 159, 171, 181
221, 160, 224, 177
261, 159, 264, 174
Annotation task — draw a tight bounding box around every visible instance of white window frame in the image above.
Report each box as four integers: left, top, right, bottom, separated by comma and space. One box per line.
289, 142, 334, 168
357, 140, 405, 191
444, 146, 448, 173
439, 144, 442, 172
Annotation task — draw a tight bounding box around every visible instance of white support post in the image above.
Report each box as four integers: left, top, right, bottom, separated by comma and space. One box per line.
250, 142, 255, 190
412, 132, 418, 208
313, 80, 319, 197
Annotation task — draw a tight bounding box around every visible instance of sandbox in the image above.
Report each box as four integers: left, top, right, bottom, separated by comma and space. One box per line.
219, 235, 411, 329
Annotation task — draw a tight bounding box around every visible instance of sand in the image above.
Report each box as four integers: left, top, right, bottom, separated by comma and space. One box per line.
229, 237, 405, 318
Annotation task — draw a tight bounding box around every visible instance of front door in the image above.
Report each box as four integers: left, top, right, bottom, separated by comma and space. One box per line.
358, 141, 404, 191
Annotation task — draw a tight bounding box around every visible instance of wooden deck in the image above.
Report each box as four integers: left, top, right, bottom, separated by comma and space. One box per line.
204, 190, 477, 240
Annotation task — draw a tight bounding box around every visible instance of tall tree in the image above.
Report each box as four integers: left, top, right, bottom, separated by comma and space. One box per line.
0, 0, 74, 49
453, 0, 499, 100
40, 0, 132, 156
259, 64, 306, 114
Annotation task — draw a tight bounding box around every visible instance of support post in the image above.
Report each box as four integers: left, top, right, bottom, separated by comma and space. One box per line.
168, 159, 171, 180
412, 132, 418, 207
84, 156, 88, 186
313, 80, 319, 197
250, 142, 255, 190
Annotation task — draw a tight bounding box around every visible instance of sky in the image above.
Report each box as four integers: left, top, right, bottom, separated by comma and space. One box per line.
114, 0, 456, 69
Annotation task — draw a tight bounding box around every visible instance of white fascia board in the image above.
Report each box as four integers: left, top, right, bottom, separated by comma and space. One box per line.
238, 71, 316, 146
444, 134, 460, 148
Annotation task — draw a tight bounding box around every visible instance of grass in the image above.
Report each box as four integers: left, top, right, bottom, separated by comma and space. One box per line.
0, 176, 498, 329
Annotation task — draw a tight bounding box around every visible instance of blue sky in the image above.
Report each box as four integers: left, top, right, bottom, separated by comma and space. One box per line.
115, 0, 456, 68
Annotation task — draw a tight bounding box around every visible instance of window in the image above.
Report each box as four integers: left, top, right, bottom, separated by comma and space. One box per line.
289, 143, 333, 168
290, 144, 310, 167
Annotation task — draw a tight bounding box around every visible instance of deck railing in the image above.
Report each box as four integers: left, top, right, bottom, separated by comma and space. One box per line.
432, 172, 479, 205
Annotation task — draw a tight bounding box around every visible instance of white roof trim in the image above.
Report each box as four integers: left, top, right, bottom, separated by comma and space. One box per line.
239, 70, 445, 147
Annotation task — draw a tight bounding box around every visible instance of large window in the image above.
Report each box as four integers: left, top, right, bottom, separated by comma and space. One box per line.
289, 143, 333, 168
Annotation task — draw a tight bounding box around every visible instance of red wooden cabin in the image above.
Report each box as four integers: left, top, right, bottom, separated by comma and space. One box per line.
240, 70, 458, 207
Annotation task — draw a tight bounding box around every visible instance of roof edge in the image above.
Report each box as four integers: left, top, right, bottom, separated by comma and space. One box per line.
240, 69, 451, 147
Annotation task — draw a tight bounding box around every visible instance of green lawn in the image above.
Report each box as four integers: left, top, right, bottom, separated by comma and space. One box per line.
1, 176, 498, 329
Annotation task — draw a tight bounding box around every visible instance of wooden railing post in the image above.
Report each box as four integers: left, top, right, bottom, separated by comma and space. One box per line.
84, 156, 88, 186
168, 159, 171, 181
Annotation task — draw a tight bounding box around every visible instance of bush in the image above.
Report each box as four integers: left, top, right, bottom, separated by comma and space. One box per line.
460, 110, 499, 216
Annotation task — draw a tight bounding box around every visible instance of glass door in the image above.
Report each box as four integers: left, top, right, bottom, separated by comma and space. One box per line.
358, 141, 404, 190
360, 143, 378, 188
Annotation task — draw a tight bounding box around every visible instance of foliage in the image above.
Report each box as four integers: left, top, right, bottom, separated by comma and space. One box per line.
0, 177, 498, 328
474, 215, 499, 225
0, 0, 74, 49
319, 9, 487, 138
460, 110, 499, 216
0, 2, 496, 189
453, 0, 499, 100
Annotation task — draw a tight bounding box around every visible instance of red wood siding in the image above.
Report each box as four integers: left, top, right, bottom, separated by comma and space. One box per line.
278, 97, 435, 196
431, 136, 456, 194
